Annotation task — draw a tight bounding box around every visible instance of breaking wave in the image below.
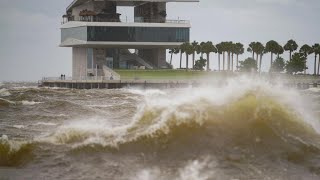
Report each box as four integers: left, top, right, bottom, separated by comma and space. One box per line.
46, 78, 320, 158
0, 98, 15, 107
21, 100, 43, 106
0, 135, 34, 166
0, 88, 11, 97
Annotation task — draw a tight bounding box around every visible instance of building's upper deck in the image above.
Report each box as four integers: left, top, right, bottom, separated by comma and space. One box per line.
67, 0, 199, 11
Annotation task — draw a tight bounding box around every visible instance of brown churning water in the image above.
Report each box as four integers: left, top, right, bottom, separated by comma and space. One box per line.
1, 77, 320, 180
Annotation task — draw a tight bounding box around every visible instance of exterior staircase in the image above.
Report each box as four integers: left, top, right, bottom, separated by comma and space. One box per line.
120, 53, 154, 69
103, 65, 121, 80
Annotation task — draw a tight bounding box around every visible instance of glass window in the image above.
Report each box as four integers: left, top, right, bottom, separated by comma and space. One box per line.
87, 26, 189, 42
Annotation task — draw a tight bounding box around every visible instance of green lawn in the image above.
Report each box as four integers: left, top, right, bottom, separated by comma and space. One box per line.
114, 69, 217, 80
114, 69, 320, 81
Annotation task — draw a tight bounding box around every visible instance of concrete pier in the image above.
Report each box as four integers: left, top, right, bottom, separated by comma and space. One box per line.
39, 79, 199, 89
39, 79, 319, 90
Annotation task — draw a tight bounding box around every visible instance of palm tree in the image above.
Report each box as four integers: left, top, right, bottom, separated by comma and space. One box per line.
248, 42, 256, 59
179, 43, 188, 69
265, 40, 281, 72
255, 42, 265, 74
191, 41, 199, 69
230, 43, 237, 71
284, 39, 298, 61
184, 43, 194, 71
225, 41, 233, 71
299, 44, 313, 74
313, 44, 320, 75
234, 43, 244, 71
216, 43, 223, 71
173, 48, 180, 68
221, 42, 227, 71
202, 41, 217, 71
276, 44, 284, 58
169, 48, 179, 65
197, 42, 206, 59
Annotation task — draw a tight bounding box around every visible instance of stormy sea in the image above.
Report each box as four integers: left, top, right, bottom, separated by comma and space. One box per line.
1, 77, 320, 180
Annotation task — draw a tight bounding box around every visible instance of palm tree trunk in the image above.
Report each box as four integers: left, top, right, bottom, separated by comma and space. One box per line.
180, 52, 182, 69
236, 54, 239, 71
192, 52, 195, 69
314, 54, 317, 75
227, 52, 231, 71
186, 54, 189, 71
270, 53, 273, 72
207, 53, 210, 71
218, 54, 221, 71
231, 53, 234, 71
259, 54, 262, 74
252, 52, 255, 59
289, 51, 292, 61
256, 53, 259, 62
223, 52, 225, 71
170, 52, 173, 65
318, 55, 320, 75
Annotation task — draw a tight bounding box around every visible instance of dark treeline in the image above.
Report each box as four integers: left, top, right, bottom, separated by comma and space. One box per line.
168, 40, 320, 75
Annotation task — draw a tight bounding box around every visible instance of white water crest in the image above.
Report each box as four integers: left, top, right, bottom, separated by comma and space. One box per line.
0, 88, 11, 97
46, 76, 320, 148
34, 122, 57, 126
21, 101, 43, 106
13, 125, 26, 129
132, 159, 214, 180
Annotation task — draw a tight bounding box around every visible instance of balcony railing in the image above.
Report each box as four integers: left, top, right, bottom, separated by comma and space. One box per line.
61, 17, 190, 25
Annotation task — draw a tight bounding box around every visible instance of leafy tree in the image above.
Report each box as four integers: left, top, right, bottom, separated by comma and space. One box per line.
271, 57, 285, 73
191, 41, 199, 69
234, 43, 244, 71
202, 41, 217, 71
285, 53, 307, 75
239, 58, 258, 72
284, 39, 298, 61
299, 44, 313, 74
265, 40, 281, 71
194, 57, 207, 71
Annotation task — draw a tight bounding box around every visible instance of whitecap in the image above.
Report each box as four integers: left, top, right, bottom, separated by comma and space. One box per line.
0, 88, 11, 97
21, 101, 43, 106
12, 125, 25, 129
306, 88, 320, 93
34, 122, 57, 126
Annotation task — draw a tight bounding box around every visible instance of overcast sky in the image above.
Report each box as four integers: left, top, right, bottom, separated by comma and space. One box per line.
1, 0, 320, 81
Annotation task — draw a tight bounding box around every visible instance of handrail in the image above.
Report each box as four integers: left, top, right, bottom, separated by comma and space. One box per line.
61, 17, 190, 25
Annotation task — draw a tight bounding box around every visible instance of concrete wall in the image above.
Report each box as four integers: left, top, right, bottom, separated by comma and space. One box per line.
72, 47, 87, 79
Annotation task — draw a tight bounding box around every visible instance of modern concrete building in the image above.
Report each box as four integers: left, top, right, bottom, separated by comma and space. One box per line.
61, 0, 199, 80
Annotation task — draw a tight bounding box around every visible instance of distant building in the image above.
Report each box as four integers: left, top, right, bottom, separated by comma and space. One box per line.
61, 0, 198, 79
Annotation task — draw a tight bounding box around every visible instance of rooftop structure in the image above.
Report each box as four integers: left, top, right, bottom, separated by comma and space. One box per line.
61, 0, 199, 80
